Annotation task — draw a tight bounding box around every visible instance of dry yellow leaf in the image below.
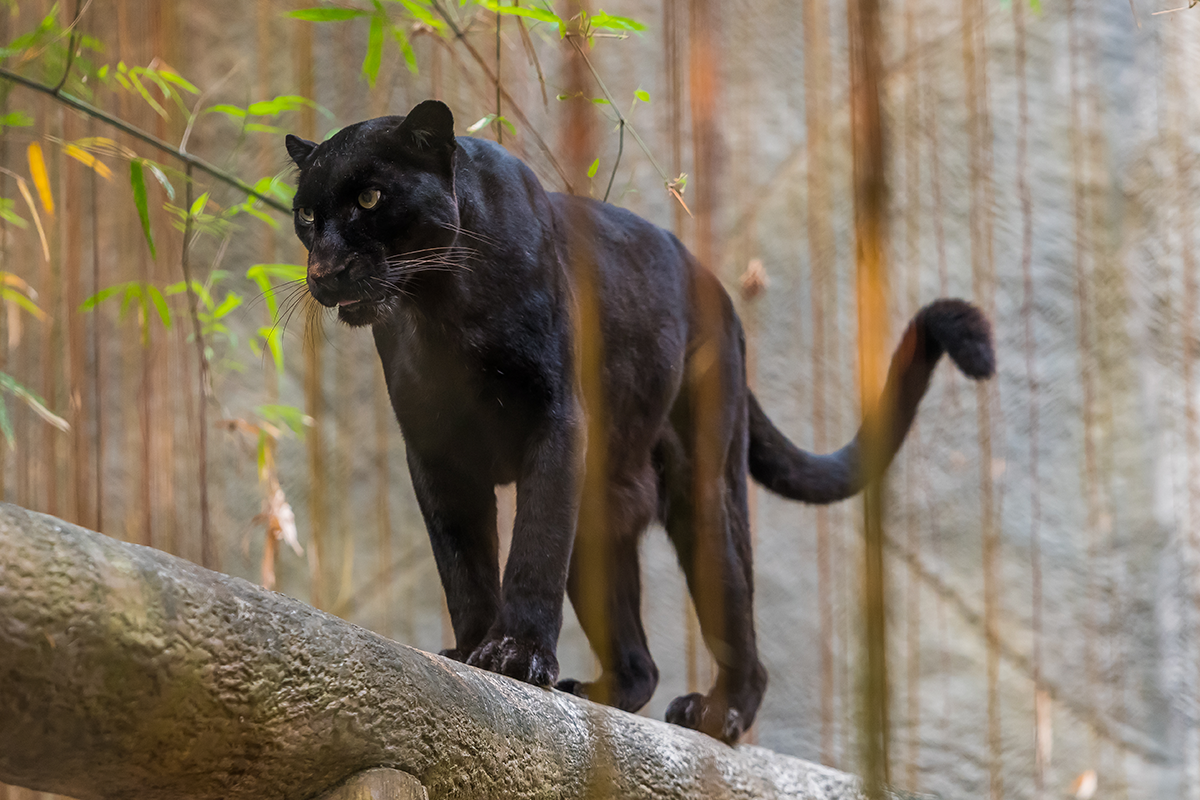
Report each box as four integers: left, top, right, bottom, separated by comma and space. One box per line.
62, 144, 114, 181
26, 143, 54, 215
15, 179, 49, 262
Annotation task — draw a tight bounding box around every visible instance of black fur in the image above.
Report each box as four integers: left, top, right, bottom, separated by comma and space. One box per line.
286, 100, 995, 744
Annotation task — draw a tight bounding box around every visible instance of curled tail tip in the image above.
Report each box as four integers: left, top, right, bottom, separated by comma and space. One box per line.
919, 298, 996, 381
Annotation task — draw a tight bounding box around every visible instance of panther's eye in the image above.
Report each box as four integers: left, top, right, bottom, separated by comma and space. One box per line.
358, 189, 381, 210
297, 208, 315, 225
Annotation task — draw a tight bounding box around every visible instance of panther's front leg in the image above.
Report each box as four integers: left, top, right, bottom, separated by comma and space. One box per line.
467, 409, 582, 687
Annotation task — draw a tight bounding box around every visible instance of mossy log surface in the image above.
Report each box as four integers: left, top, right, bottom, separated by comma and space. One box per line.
0, 503, 866, 800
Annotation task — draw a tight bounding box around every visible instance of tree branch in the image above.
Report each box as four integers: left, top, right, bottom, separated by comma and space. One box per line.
0, 502, 871, 800
0, 68, 290, 214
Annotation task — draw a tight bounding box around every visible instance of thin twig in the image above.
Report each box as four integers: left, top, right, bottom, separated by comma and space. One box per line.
179, 165, 214, 569
565, 35, 684, 214
602, 118, 623, 203
0, 68, 289, 214
51, 0, 88, 95
429, 0, 573, 192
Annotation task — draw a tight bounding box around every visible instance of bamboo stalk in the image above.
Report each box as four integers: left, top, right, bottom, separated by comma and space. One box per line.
847, 0, 890, 790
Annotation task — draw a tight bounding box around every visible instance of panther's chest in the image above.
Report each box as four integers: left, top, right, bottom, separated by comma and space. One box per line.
372, 314, 555, 481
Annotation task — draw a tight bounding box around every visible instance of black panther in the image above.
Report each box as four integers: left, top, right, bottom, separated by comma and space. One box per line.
285, 100, 994, 743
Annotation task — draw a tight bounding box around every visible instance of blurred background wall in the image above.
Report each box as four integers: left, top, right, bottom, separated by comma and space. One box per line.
1, 0, 1199, 797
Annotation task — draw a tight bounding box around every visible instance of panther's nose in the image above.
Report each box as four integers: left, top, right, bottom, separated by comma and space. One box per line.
307, 261, 349, 307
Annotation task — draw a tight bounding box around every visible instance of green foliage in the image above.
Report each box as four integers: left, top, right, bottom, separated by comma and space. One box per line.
246, 264, 307, 375
0, 0, 651, 455
0, 372, 68, 448
0, 198, 27, 229
129, 160, 156, 259
256, 403, 314, 438
80, 280, 173, 347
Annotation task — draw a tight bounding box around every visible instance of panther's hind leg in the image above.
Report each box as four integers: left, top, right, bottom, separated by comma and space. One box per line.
557, 463, 660, 712
657, 371, 768, 744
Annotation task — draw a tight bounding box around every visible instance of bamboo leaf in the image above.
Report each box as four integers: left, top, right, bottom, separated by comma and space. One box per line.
477, 0, 561, 24
635, 89, 650, 103
0, 289, 47, 321
587, 157, 599, 178
391, 24, 418, 74
62, 144, 114, 180
129, 161, 157, 259
211, 292, 243, 319
363, 10, 385, 87
467, 114, 497, 134
14, 180, 50, 262
287, 7, 370, 21
148, 163, 176, 202
205, 103, 248, 119
26, 143, 54, 215
0, 198, 27, 229
0, 396, 12, 448
396, 0, 444, 30
0, 111, 34, 129
247, 263, 308, 283
0, 372, 69, 432
589, 10, 646, 31
156, 67, 200, 95
189, 191, 210, 217
80, 283, 125, 312
147, 286, 172, 329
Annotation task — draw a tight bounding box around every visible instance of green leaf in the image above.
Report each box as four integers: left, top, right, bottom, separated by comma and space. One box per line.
246, 95, 318, 116
244, 123, 289, 135
363, 11, 385, 86
1, 289, 44, 319
392, 25, 418, 74
396, 0, 444, 29
211, 292, 243, 320
189, 191, 210, 217
256, 403, 313, 438
147, 286, 172, 329
287, 7, 370, 21
0, 111, 34, 129
247, 263, 307, 283
478, 0, 561, 24
256, 326, 286, 375
129, 161, 156, 259
205, 103, 248, 119
467, 114, 497, 134
0, 198, 27, 229
80, 283, 125, 312
148, 163, 175, 202
635, 89, 650, 103
587, 157, 599, 178
591, 97, 610, 105
156, 69, 200, 95
590, 10, 647, 31
0, 395, 11, 448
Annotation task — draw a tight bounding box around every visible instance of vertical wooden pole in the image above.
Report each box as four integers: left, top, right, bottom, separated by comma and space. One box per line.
847, 0, 890, 791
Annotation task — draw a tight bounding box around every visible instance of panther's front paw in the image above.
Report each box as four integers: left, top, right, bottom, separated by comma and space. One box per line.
438, 647, 469, 663
467, 636, 559, 687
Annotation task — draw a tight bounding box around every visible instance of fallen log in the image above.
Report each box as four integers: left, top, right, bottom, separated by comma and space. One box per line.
0, 502, 868, 799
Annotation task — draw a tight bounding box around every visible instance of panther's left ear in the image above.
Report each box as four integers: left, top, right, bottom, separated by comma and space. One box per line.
397, 100, 456, 154
285, 134, 317, 168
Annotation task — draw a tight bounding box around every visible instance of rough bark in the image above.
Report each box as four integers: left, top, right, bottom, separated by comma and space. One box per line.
0, 503, 868, 800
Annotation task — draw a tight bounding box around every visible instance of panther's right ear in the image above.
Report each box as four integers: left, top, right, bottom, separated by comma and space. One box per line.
285, 134, 317, 168
397, 100, 455, 153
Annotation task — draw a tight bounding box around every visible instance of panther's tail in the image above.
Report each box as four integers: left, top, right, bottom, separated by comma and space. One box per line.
748, 298, 995, 504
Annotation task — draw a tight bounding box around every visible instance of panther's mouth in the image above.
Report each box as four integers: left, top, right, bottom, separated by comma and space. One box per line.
334, 294, 388, 327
